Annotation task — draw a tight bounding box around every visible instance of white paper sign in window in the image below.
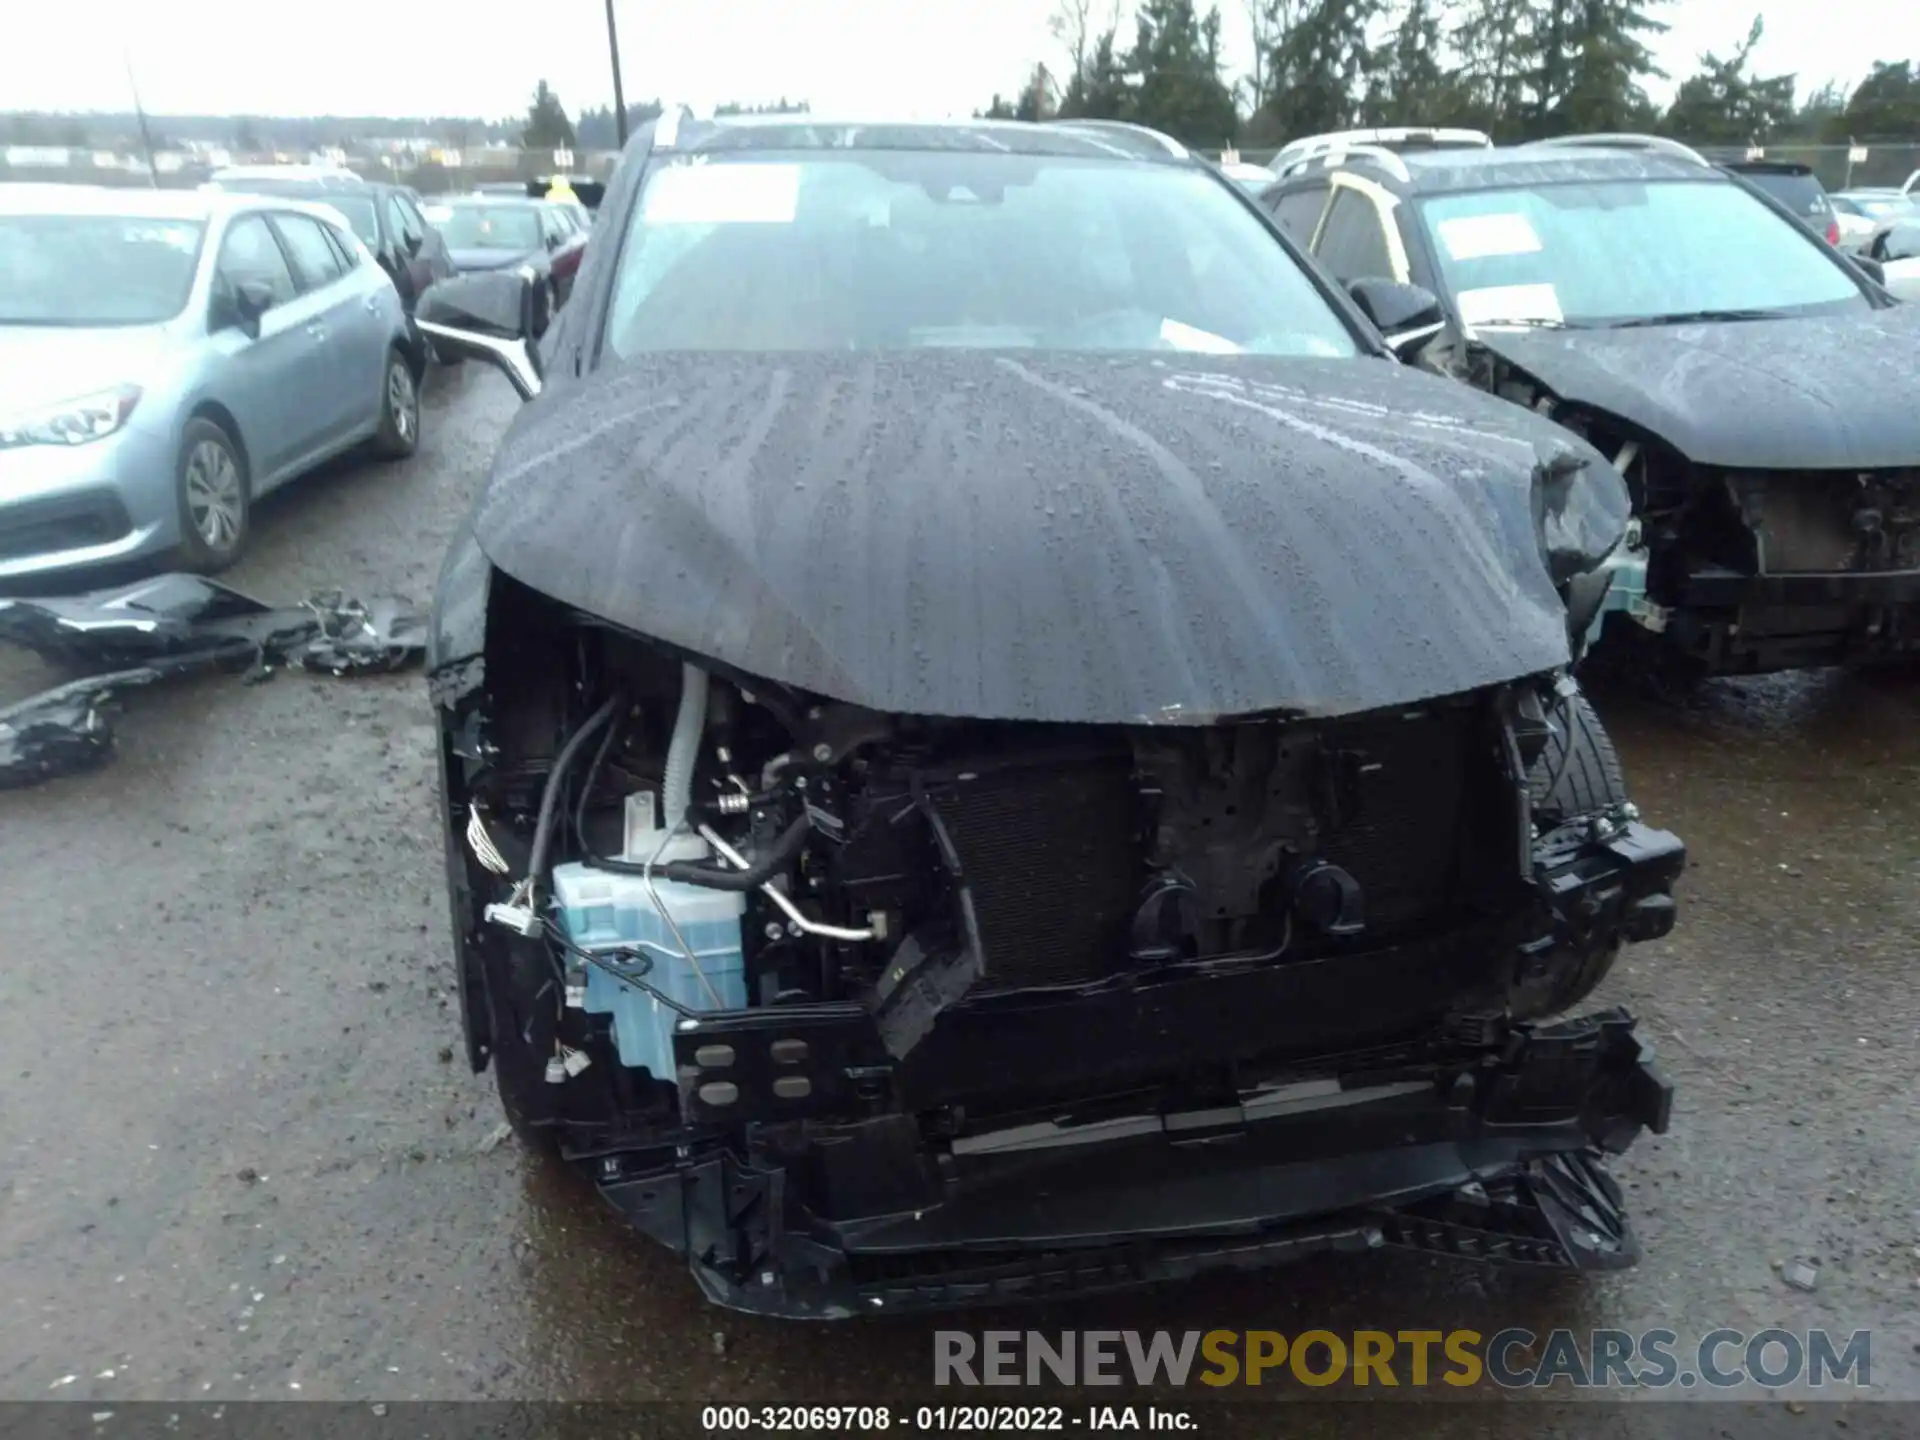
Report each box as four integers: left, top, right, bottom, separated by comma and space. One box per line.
1437, 212, 1542, 261
1456, 283, 1564, 327
642, 163, 801, 225
1159, 318, 1243, 354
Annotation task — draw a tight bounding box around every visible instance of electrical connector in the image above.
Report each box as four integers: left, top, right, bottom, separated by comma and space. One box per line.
562, 1048, 592, 1077
484, 901, 543, 936
544, 1056, 567, 1084
564, 977, 587, 1009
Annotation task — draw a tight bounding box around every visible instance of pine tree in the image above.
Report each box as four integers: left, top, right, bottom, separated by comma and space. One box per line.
522, 81, 576, 150
1451, 0, 1535, 134
1266, 0, 1385, 137
1364, 0, 1466, 126
1661, 17, 1795, 145
1525, 0, 1670, 136
1058, 24, 1137, 120
1128, 0, 1240, 146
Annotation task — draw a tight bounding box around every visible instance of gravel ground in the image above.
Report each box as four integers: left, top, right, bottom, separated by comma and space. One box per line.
1, 367, 1914, 1435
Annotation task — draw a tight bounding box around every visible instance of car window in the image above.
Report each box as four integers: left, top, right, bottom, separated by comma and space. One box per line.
214, 214, 297, 311
273, 213, 346, 292
541, 208, 571, 244
1270, 186, 1330, 241
1853, 194, 1918, 220
321, 221, 361, 271
1313, 187, 1395, 282
602, 151, 1363, 358
438, 205, 543, 251
0, 213, 206, 326
396, 193, 431, 233
320, 194, 379, 249
1736, 169, 1831, 220
1417, 179, 1868, 327
385, 193, 424, 253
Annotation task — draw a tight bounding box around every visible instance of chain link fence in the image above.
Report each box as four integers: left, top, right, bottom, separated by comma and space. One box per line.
9, 137, 1920, 195
0, 148, 623, 193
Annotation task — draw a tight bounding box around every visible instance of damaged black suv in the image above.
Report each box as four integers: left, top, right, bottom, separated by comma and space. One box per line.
1260, 133, 1920, 675
418, 112, 1684, 1317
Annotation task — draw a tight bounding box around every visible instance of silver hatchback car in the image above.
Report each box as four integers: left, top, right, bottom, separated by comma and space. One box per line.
0, 184, 424, 580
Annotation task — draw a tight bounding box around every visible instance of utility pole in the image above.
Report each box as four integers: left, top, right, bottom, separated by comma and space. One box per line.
124, 51, 160, 186
605, 0, 629, 147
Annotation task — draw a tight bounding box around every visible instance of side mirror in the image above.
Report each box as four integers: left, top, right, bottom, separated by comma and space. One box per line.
414, 269, 547, 401
404, 232, 424, 258
1346, 278, 1445, 353
235, 279, 274, 321
217, 279, 275, 334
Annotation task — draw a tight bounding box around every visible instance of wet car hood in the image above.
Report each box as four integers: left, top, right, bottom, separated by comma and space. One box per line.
1472, 305, 1920, 470
468, 350, 1625, 724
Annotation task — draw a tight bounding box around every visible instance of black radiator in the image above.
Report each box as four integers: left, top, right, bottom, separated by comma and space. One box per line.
935, 749, 1142, 991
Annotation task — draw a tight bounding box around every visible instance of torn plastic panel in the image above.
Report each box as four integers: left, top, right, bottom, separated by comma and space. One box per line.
425, 519, 493, 708
0, 573, 427, 790
0, 668, 162, 790
295, 591, 427, 676
0, 574, 425, 674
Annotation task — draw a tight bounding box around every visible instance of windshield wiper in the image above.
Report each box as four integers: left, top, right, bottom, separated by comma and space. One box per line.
1604, 308, 1781, 329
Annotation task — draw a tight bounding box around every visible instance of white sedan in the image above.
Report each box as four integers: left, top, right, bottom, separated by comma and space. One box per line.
1863, 217, 1920, 301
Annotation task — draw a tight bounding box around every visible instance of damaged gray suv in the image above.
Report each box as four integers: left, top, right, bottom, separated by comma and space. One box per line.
417, 112, 1685, 1317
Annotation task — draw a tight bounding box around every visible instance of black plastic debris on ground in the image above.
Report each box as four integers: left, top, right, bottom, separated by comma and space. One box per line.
0, 574, 426, 790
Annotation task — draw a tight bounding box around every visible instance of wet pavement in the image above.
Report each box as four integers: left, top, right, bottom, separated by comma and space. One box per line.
1, 367, 1916, 1429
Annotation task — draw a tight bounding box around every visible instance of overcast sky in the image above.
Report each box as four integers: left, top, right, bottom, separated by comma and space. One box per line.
6, 1, 1919, 123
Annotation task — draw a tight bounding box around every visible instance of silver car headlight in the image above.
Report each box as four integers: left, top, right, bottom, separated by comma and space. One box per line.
0, 385, 143, 450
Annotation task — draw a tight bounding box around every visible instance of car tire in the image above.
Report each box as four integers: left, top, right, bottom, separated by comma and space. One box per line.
173, 417, 250, 573
1528, 690, 1627, 825
371, 347, 421, 460
1517, 690, 1630, 1018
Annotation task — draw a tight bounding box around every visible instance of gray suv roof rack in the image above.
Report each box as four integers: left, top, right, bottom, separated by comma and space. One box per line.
1528, 134, 1710, 167
1046, 118, 1189, 160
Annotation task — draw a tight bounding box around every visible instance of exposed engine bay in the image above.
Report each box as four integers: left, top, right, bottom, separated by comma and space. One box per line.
435, 578, 1684, 1316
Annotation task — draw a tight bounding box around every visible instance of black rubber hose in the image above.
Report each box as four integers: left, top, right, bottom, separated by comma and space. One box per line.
527, 693, 621, 899
573, 704, 626, 858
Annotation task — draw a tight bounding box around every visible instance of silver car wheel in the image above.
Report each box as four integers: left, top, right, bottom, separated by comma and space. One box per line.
389, 362, 417, 445
184, 439, 244, 551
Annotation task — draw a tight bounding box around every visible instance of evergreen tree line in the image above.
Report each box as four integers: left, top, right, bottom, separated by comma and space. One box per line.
980, 0, 1920, 153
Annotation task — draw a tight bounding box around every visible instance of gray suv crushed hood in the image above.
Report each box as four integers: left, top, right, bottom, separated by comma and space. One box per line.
470, 350, 1624, 723
1473, 305, 1920, 470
